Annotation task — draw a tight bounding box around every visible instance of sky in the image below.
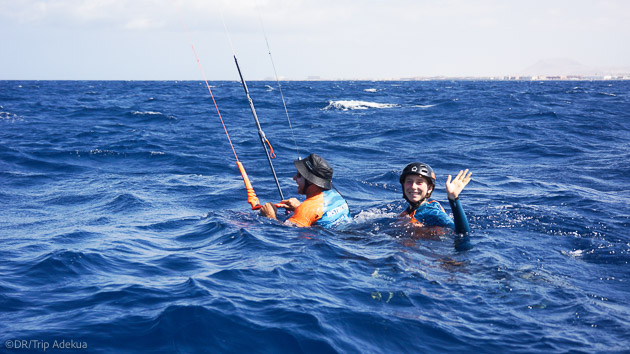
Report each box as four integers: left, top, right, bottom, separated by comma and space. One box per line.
1, 0, 629, 80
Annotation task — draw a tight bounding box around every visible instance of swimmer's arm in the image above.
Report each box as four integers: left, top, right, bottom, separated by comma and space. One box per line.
446, 169, 472, 235
260, 198, 301, 220
276, 198, 301, 212
260, 199, 318, 227
448, 197, 470, 235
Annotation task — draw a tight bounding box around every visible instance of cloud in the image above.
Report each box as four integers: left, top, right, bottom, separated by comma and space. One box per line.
2, 0, 630, 79
0, 0, 171, 30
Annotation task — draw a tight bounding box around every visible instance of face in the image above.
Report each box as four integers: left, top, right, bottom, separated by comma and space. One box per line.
403, 174, 433, 203
293, 172, 307, 194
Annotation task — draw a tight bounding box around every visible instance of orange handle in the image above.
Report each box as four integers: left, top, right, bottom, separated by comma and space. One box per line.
237, 161, 260, 209
252, 203, 281, 210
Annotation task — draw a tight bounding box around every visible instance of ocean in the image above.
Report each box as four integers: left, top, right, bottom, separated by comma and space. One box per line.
1, 80, 629, 353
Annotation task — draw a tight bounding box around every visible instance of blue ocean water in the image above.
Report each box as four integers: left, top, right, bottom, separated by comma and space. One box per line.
1, 79, 629, 353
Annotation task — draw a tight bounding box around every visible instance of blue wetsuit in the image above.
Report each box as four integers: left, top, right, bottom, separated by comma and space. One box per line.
402, 198, 470, 235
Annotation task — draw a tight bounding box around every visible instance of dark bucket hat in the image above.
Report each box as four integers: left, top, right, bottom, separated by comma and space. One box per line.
294, 153, 333, 190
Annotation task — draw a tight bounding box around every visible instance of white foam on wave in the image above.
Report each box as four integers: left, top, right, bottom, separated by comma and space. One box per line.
0, 111, 20, 120
324, 100, 398, 111
353, 208, 398, 222
412, 104, 437, 109
89, 149, 122, 156
561, 249, 595, 258
132, 111, 162, 115
364, 88, 378, 92
570, 249, 584, 257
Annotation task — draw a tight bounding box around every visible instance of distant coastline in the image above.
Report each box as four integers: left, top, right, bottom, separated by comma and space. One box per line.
3, 76, 630, 81
294, 74, 630, 81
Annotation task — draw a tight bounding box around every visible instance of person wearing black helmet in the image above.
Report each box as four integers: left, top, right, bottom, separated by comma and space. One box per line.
399, 162, 471, 235
260, 153, 351, 228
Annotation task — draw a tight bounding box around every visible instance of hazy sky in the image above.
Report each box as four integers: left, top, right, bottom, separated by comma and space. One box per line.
2, 0, 629, 80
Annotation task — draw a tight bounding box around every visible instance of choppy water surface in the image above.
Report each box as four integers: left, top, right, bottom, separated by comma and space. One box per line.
1, 80, 629, 353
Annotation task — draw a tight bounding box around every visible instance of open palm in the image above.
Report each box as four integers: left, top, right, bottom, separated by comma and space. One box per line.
446, 169, 472, 200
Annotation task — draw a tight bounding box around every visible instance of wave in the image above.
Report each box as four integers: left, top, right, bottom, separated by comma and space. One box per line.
352, 208, 399, 222
132, 111, 162, 115
20, 250, 111, 284
324, 100, 399, 110
129, 111, 178, 121
1, 111, 22, 121
104, 193, 150, 213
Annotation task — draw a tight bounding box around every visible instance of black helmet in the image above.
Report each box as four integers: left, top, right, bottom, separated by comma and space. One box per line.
399, 162, 436, 186
294, 153, 333, 190
400, 162, 436, 203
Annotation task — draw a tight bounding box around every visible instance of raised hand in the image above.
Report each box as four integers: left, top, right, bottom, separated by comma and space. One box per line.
445, 169, 472, 200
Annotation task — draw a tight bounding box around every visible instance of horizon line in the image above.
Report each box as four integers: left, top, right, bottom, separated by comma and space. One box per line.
3, 75, 630, 82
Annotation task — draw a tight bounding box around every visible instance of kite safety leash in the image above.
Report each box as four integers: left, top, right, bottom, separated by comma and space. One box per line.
177, 7, 263, 210
255, 2, 300, 160
220, 11, 285, 202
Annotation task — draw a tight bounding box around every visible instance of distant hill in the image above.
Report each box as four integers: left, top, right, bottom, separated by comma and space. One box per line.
519, 58, 630, 77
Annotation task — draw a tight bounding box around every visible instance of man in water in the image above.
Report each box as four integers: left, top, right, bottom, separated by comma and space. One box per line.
260, 153, 351, 228
399, 162, 471, 235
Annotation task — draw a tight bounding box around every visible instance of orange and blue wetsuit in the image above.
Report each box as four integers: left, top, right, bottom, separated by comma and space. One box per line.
288, 185, 351, 228
400, 198, 470, 235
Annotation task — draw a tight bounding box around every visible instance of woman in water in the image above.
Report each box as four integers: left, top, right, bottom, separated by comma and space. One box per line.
398, 162, 472, 236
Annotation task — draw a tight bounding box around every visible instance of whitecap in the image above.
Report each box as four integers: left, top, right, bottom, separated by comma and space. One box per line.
353, 208, 398, 221
364, 88, 378, 92
561, 249, 594, 258
1, 112, 15, 118
412, 104, 437, 109
132, 111, 162, 115
324, 100, 398, 111
0, 111, 20, 121
89, 149, 122, 156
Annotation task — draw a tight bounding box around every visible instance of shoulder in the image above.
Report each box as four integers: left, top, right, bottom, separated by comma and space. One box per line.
322, 188, 345, 200
301, 192, 324, 207
288, 193, 324, 227
424, 199, 446, 213
322, 189, 348, 205
416, 200, 453, 227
